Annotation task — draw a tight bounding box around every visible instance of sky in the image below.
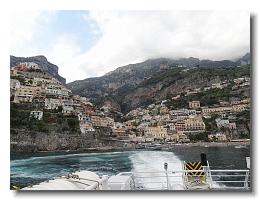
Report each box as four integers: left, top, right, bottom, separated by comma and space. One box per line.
10, 11, 250, 83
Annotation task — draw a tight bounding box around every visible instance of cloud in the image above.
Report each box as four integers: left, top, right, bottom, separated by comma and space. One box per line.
44, 34, 85, 82
10, 10, 56, 56
76, 11, 249, 80
10, 11, 250, 82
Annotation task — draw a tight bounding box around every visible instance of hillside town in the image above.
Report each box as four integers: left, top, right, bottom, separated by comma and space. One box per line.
10, 61, 250, 149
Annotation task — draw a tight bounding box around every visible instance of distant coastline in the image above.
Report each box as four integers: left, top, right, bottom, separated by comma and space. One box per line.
10, 141, 250, 155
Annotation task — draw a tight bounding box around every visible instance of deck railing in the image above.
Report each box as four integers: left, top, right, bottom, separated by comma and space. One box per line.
127, 168, 250, 190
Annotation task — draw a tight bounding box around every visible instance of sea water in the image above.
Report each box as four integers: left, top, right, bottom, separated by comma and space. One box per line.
10, 146, 250, 189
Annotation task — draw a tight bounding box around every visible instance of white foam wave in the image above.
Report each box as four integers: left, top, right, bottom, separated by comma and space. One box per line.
129, 151, 184, 190
11, 151, 131, 164
129, 150, 225, 190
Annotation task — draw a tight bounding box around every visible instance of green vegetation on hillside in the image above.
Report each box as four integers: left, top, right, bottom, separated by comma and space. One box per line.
188, 132, 209, 142
11, 103, 80, 134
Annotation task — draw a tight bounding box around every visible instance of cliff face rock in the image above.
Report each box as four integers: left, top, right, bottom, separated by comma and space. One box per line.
68, 53, 250, 113
10, 128, 124, 153
10, 55, 66, 84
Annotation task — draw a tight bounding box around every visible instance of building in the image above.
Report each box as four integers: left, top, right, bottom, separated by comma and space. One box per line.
219, 100, 230, 107
202, 106, 232, 114
183, 117, 205, 132
233, 78, 244, 85
241, 98, 250, 104
112, 128, 126, 136
229, 122, 237, 130
160, 106, 169, 114
215, 118, 230, 129
178, 134, 190, 143
144, 126, 167, 139
211, 83, 222, 89
84, 103, 95, 114
114, 122, 125, 129
175, 121, 186, 131
171, 113, 189, 121
208, 133, 227, 142
132, 136, 146, 143
13, 85, 41, 103
142, 114, 152, 122
45, 98, 62, 110
230, 98, 241, 105
172, 94, 181, 100
203, 86, 211, 91
105, 117, 115, 127
77, 113, 91, 122
30, 111, 43, 120
189, 101, 200, 109
21, 71, 51, 80
62, 106, 74, 115
10, 79, 21, 98
10, 67, 18, 76
79, 121, 95, 134
19, 62, 40, 70
91, 116, 115, 127
124, 120, 136, 129
165, 134, 178, 142
167, 123, 176, 132
10, 79, 20, 90
232, 104, 248, 112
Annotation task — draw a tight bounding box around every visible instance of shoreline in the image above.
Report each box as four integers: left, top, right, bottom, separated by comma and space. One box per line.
10, 141, 250, 155
169, 141, 251, 147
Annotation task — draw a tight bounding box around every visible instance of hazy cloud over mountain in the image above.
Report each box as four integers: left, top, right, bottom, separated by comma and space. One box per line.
10, 11, 250, 82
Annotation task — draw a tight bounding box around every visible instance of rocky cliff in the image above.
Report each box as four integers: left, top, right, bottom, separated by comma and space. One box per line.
10, 55, 66, 84
10, 128, 125, 153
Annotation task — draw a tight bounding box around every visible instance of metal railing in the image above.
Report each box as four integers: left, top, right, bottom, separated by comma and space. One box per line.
61, 168, 250, 190
129, 169, 250, 190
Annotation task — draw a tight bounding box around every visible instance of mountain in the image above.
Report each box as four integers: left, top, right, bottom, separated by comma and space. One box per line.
236, 53, 251, 65
67, 53, 250, 113
10, 55, 66, 84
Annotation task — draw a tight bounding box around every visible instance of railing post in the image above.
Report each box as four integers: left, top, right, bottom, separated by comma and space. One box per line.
132, 173, 136, 190
206, 161, 213, 188
244, 157, 250, 189
244, 171, 249, 189
164, 162, 170, 190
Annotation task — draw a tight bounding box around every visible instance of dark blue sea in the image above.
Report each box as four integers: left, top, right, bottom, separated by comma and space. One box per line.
10, 146, 250, 189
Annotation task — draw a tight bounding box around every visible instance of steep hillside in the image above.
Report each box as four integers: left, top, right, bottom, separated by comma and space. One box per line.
67, 53, 250, 113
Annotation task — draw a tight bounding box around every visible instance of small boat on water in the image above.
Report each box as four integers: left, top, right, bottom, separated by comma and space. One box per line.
20, 153, 250, 191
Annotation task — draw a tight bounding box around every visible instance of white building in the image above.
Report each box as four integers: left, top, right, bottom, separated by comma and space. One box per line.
215, 118, 230, 129
30, 111, 43, 120
62, 106, 74, 115
79, 121, 95, 134
142, 114, 152, 122
20, 62, 40, 70
114, 122, 125, 129
45, 98, 62, 110
78, 113, 91, 122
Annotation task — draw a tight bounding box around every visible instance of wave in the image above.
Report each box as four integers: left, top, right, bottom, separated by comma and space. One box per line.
129, 151, 185, 190
11, 151, 133, 164
129, 150, 224, 190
